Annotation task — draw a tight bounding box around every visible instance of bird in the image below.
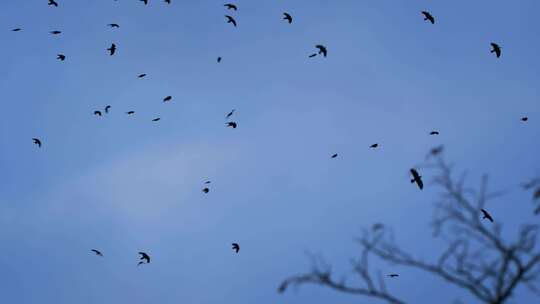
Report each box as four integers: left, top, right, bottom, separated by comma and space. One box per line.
138, 74, 147, 78
91, 249, 103, 256
421, 11, 435, 24
490, 43, 501, 58
217, 57, 222, 63
521, 117, 528, 122
57, 54, 66, 61
315, 45, 327, 57
225, 15, 237, 27
232, 243, 240, 253
410, 169, 423, 190
107, 43, 116, 56
308, 53, 317, 58
94, 110, 102, 116
481, 209, 494, 222
12, 28, 22, 32
163, 96, 172, 102
138, 252, 150, 264
32, 138, 42, 148
204, 180, 211, 184
226, 122, 237, 128
331, 153, 338, 158
164, 0, 171, 4
430, 131, 440, 135
224, 3, 237, 10
152, 118, 161, 122
50, 30, 61, 35
202, 187, 209, 194
370, 143, 378, 149
283, 12, 293, 24
104, 105, 111, 113
48, 0, 58, 7
140, 0, 148, 5
387, 274, 399, 278
226, 109, 235, 119
126, 111, 135, 115
108, 23, 120, 28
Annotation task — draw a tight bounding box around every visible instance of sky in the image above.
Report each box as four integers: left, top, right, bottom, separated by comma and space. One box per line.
0, 0, 539, 303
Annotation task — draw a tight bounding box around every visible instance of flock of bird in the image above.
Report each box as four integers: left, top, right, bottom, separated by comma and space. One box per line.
12, 1, 530, 273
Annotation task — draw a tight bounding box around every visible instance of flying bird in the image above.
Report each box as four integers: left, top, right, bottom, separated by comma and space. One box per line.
163, 96, 172, 102
490, 43, 501, 58
140, 0, 148, 5
105, 105, 111, 113
138, 74, 147, 78
387, 274, 399, 278
204, 180, 211, 184
217, 57, 222, 63
226, 109, 235, 119
32, 138, 42, 148
152, 117, 161, 122
421, 11, 435, 24
308, 53, 317, 58
232, 243, 240, 253
164, 0, 171, 4
57, 54, 66, 61
12, 28, 22, 32
107, 43, 116, 56
430, 131, 440, 135
226, 122, 237, 128
224, 3, 237, 10
410, 168, 423, 190
370, 143, 379, 149
108, 23, 120, 28
126, 111, 135, 115
225, 15, 237, 27
202, 187, 209, 194
50, 30, 61, 35
521, 117, 528, 122
481, 209, 494, 222
315, 45, 327, 57
94, 110, 102, 116
48, 0, 58, 7
91, 249, 103, 256
283, 12, 293, 24
138, 252, 150, 264
331, 153, 338, 158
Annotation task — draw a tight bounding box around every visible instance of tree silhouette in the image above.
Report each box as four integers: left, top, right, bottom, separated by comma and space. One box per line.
279, 157, 540, 304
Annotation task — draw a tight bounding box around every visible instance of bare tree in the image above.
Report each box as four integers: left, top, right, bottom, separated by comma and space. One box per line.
279, 157, 540, 304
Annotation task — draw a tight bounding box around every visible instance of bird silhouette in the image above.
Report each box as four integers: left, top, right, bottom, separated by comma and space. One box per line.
12, 28, 22, 32
521, 117, 528, 122
224, 3, 237, 10
225, 15, 237, 27
226, 109, 235, 119
163, 96, 172, 102
138, 74, 147, 78
152, 117, 161, 122
481, 209, 494, 222
490, 43, 501, 58
50, 30, 61, 35
217, 57, 222, 63
104, 105, 111, 113
57, 54, 66, 61
226, 122, 237, 128
430, 131, 440, 135
164, 0, 171, 4
387, 274, 399, 278
331, 153, 338, 158
315, 45, 327, 57
107, 43, 116, 56
202, 187, 209, 194
108, 23, 120, 28
421, 11, 435, 24
410, 169, 423, 190
91, 249, 103, 256
283, 12, 293, 24
308, 53, 317, 58
94, 110, 102, 116
126, 111, 135, 115
140, 0, 148, 5
138, 252, 150, 264
32, 138, 42, 148
370, 143, 378, 149
48, 0, 58, 7
232, 243, 240, 253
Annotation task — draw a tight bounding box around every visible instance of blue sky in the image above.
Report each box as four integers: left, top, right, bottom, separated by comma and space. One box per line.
0, 0, 539, 303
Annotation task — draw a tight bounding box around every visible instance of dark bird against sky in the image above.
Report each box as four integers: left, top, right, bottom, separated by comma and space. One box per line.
481, 209, 494, 222
430, 131, 440, 135
163, 96, 172, 102
226, 109, 235, 119
48, 0, 58, 7
331, 153, 338, 158
226, 122, 237, 129
94, 111, 102, 116
57, 54, 66, 61
107, 43, 116, 56
315, 45, 327, 57
104, 105, 111, 113
224, 3, 237, 11
410, 168, 423, 190
108, 24, 120, 28
91, 249, 103, 256
138, 252, 150, 264
370, 143, 378, 149
232, 243, 240, 253
283, 12, 293, 24
32, 138, 42, 148
490, 43, 501, 58
152, 117, 161, 122
421, 11, 435, 24
225, 15, 237, 27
